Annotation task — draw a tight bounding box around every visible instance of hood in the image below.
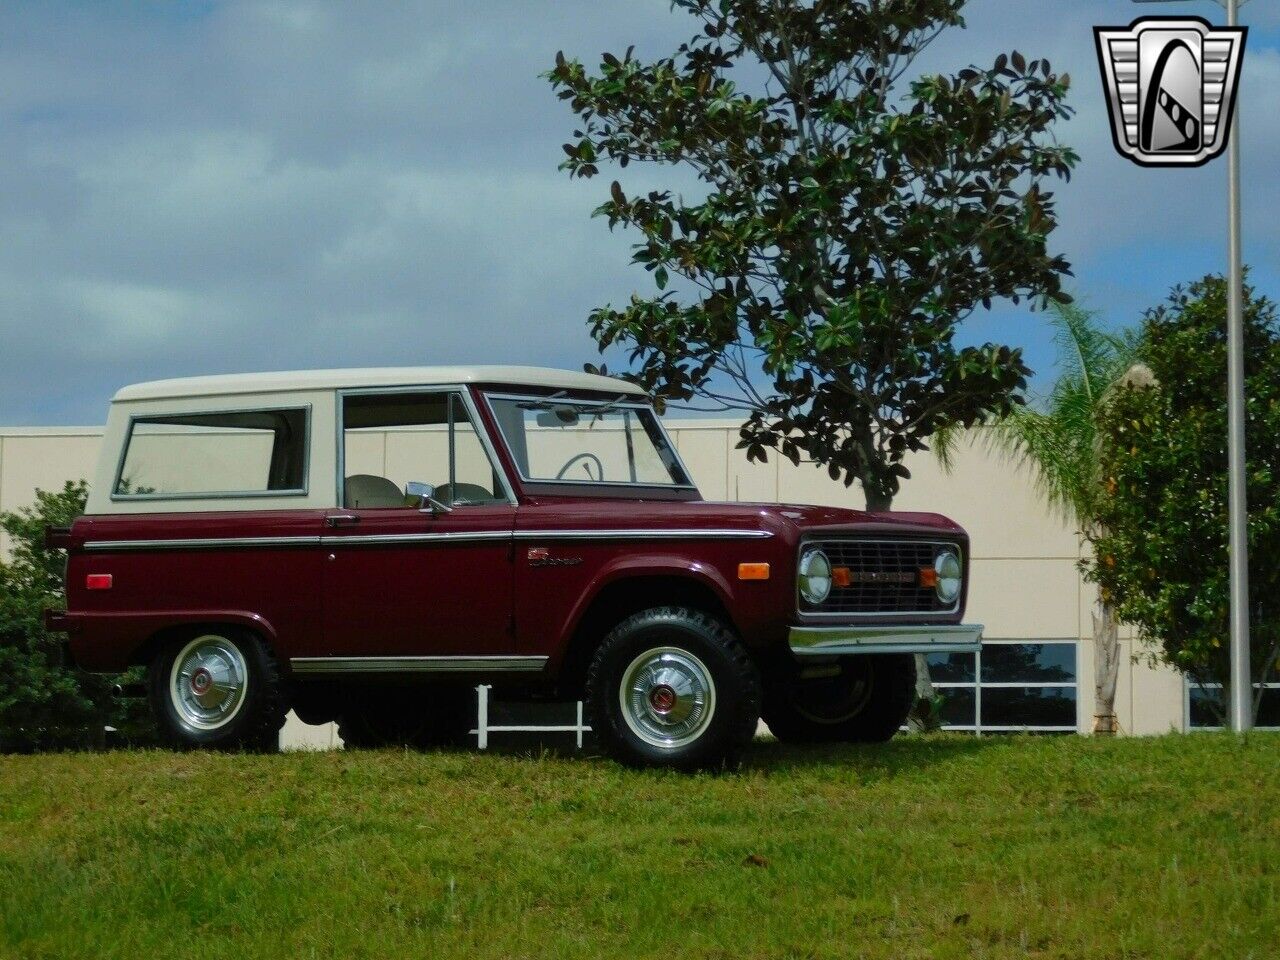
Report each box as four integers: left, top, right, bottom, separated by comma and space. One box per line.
734, 502, 965, 538
518, 496, 965, 540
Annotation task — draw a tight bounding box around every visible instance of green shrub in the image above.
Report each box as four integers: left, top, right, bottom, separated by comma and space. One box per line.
0, 481, 154, 752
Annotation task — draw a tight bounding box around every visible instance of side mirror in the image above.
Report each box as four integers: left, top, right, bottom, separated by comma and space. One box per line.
405, 480, 452, 515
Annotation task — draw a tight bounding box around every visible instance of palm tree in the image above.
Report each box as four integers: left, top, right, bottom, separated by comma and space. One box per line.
937, 302, 1137, 734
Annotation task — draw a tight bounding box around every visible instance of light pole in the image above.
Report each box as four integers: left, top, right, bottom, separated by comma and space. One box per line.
1132, 0, 1251, 732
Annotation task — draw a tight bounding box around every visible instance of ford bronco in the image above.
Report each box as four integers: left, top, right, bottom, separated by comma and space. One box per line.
46, 367, 981, 768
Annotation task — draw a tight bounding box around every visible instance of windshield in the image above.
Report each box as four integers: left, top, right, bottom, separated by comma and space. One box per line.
486, 394, 691, 487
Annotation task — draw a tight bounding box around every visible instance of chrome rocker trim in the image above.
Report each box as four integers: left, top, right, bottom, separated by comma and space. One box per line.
789, 623, 984, 657
290, 655, 549, 675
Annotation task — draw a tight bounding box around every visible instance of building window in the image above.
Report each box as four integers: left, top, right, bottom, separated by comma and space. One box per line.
1186, 681, 1280, 730
927, 640, 1078, 734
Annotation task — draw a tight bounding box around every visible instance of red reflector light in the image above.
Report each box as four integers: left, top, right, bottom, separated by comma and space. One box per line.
85, 574, 113, 591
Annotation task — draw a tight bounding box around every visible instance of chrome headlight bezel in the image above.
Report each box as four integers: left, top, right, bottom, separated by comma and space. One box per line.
798, 548, 833, 605
934, 548, 962, 605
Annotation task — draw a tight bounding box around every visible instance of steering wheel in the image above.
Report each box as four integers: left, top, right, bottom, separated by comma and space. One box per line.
555, 452, 605, 482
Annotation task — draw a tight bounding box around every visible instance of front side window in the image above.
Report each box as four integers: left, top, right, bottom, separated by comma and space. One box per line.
486, 395, 690, 487
340, 391, 506, 509
114, 408, 308, 498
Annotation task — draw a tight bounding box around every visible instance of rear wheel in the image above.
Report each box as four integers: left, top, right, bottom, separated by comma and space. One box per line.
586, 607, 760, 770
149, 629, 286, 751
762, 654, 915, 744
337, 685, 473, 749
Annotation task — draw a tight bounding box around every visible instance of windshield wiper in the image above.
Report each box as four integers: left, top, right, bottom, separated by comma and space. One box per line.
514, 392, 640, 415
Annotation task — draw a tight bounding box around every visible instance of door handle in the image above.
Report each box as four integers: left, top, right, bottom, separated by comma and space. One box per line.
325, 514, 360, 527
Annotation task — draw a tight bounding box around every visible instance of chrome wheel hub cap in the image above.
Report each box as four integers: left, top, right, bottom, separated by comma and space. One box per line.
620, 647, 716, 749
169, 635, 248, 731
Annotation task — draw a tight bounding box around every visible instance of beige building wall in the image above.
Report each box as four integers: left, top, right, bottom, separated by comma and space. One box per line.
0, 421, 1186, 741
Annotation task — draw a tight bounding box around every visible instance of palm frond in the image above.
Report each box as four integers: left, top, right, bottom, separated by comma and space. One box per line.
936, 301, 1136, 531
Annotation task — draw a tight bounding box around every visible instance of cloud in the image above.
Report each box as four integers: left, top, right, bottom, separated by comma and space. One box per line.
1, 0, 1276, 423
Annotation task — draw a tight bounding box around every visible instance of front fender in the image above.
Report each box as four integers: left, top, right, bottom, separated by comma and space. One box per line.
559, 553, 739, 643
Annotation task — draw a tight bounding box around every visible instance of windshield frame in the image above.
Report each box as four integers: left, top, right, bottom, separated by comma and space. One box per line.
481, 390, 697, 492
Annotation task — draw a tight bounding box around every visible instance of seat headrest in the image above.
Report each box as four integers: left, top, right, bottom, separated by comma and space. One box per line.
344, 474, 405, 509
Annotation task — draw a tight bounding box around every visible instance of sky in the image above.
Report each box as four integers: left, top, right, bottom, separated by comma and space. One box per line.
3, 0, 1280, 425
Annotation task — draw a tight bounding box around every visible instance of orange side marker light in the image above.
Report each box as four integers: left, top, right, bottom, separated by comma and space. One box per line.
737, 562, 771, 581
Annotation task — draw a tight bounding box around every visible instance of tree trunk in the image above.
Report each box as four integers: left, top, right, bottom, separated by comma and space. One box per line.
1091, 600, 1121, 735
862, 484, 893, 513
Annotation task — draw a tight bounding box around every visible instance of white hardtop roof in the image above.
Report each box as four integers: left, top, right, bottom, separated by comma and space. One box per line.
113, 366, 648, 403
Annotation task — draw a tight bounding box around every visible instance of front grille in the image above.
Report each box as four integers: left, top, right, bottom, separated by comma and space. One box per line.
800, 539, 959, 615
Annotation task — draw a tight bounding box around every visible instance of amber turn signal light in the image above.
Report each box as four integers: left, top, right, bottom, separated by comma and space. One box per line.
918, 567, 939, 589
832, 566, 852, 588
737, 562, 771, 581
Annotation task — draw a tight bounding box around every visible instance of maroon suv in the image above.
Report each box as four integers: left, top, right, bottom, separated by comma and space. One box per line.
46, 367, 981, 768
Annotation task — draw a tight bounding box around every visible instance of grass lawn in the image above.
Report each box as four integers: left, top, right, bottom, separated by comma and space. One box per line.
1, 733, 1278, 960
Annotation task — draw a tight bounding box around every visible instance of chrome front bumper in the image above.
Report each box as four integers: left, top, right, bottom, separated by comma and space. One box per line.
789, 623, 984, 657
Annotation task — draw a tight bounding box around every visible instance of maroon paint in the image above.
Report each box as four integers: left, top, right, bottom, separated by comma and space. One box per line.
320, 503, 515, 656
56, 383, 970, 676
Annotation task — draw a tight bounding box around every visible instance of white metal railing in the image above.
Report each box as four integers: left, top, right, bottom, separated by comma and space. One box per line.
470, 685, 591, 749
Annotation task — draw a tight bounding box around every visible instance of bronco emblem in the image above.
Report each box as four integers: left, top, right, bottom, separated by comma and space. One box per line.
847, 571, 916, 586
1095, 17, 1246, 167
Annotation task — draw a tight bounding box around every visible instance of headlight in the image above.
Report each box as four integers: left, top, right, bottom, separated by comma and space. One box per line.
934, 549, 962, 605
798, 548, 832, 604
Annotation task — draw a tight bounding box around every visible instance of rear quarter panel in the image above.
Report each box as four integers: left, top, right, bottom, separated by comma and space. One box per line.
65, 511, 325, 671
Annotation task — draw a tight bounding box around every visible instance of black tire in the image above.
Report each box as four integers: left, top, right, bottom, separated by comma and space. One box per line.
148, 628, 287, 751
585, 606, 761, 771
337, 685, 473, 750
762, 654, 915, 744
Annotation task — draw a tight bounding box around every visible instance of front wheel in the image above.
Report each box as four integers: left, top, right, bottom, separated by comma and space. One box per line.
762, 654, 915, 744
586, 607, 761, 770
149, 629, 286, 751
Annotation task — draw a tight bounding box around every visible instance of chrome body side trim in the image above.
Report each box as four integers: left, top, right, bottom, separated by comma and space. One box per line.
512, 528, 772, 541
289, 655, 549, 675
84, 536, 322, 552
789, 623, 984, 656
83, 527, 770, 552
320, 531, 512, 547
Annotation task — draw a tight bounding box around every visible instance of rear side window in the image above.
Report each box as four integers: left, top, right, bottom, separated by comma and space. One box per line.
114, 408, 309, 498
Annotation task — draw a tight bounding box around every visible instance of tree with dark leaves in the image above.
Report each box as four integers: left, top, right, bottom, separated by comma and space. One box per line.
548, 0, 1077, 509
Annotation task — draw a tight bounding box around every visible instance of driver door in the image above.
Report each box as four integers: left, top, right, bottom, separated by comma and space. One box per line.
320, 389, 515, 659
